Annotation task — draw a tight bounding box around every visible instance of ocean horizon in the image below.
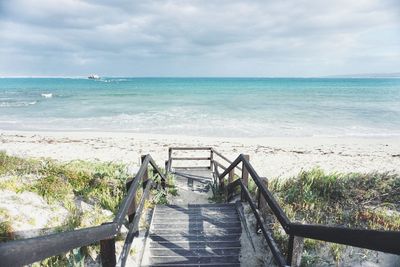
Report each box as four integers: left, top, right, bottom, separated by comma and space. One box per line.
1, 77, 399, 138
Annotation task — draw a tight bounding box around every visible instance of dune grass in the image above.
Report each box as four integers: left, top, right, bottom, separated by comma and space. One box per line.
267, 168, 400, 266
270, 168, 399, 229
0, 151, 173, 266
0, 151, 131, 213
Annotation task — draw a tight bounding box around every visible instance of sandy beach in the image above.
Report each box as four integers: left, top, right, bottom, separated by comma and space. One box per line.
1, 130, 399, 179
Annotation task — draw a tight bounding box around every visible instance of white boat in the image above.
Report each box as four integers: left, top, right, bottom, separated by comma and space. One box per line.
88, 74, 100, 79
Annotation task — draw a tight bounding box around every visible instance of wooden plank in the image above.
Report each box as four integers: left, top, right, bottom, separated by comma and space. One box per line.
215, 161, 227, 170
290, 223, 400, 255
125, 179, 136, 223
240, 180, 287, 267
210, 150, 214, 171
228, 168, 235, 183
0, 223, 117, 267
173, 166, 210, 170
171, 157, 211, 160
241, 154, 249, 187
212, 149, 242, 171
150, 248, 240, 257
150, 241, 241, 249
141, 155, 149, 190
100, 237, 116, 267
119, 180, 153, 267
149, 255, 240, 265
149, 235, 241, 242
169, 147, 212, 151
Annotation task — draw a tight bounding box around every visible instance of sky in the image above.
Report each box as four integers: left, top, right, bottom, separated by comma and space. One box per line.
0, 0, 399, 77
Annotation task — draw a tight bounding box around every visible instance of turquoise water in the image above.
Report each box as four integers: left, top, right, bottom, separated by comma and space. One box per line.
0, 77, 399, 137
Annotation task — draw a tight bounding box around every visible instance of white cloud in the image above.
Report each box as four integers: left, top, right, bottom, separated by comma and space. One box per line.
0, 0, 399, 76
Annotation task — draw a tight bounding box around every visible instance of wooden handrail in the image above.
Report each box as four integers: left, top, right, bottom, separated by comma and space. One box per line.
0, 223, 117, 267
212, 149, 242, 171
0, 154, 166, 267
217, 153, 400, 266
168, 147, 213, 171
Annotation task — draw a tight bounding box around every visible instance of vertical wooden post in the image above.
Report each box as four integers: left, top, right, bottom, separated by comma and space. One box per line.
210, 149, 214, 171
287, 235, 304, 267
125, 179, 136, 223
141, 155, 148, 190
168, 148, 172, 172
256, 177, 268, 232
241, 154, 249, 187
228, 169, 235, 183
100, 234, 116, 267
241, 154, 249, 201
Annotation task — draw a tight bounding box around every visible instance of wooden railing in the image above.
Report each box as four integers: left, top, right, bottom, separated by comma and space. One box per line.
167, 147, 400, 265
215, 154, 400, 267
166, 147, 242, 173
0, 154, 166, 267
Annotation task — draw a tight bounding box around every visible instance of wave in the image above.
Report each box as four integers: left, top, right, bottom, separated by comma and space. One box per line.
2, 111, 399, 138
41, 93, 53, 98
0, 101, 37, 107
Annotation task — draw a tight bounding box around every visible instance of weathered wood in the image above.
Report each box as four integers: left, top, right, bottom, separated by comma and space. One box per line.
241, 154, 249, 187
173, 166, 210, 170
171, 157, 211, 160
147, 204, 241, 266
170, 147, 212, 151
212, 149, 242, 171
125, 179, 136, 223
119, 180, 153, 267
287, 235, 304, 267
239, 180, 287, 267
100, 237, 116, 267
256, 177, 268, 231
290, 223, 400, 256
0, 223, 117, 267
215, 161, 227, 170
168, 148, 172, 171
228, 168, 235, 183
141, 155, 149, 190
210, 150, 214, 171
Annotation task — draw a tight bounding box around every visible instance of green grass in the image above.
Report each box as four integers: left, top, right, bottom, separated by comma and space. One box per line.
0, 151, 175, 266
0, 208, 14, 242
0, 151, 131, 214
270, 168, 400, 230
267, 168, 400, 266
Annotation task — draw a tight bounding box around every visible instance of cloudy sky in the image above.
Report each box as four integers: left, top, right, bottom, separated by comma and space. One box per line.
0, 0, 399, 77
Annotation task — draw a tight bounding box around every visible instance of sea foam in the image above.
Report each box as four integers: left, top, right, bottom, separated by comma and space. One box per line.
41, 93, 53, 98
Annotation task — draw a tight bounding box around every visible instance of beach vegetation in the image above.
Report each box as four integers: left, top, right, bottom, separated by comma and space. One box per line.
0, 152, 172, 266
267, 168, 400, 266
0, 208, 14, 242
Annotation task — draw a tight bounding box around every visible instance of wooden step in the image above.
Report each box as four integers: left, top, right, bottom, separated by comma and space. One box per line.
142, 203, 242, 267
150, 241, 241, 249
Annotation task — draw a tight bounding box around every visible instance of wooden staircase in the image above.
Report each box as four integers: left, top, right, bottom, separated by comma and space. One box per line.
141, 203, 242, 267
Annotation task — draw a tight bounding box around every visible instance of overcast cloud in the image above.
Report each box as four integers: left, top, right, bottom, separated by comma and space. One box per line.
0, 0, 399, 76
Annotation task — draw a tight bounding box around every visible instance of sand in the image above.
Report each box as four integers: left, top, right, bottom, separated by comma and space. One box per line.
1, 130, 399, 179
1, 130, 399, 266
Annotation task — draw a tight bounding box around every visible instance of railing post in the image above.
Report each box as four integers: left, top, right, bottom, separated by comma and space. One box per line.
255, 177, 267, 231
241, 154, 249, 187
126, 179, 136, 223
168, 148, 172, 172
228, 169, 235, 183
141, 155, 149, 190
241, 154, 249, 201
287, 235, 304, 267
100, 228, 116, 267
210, 149, 214, 171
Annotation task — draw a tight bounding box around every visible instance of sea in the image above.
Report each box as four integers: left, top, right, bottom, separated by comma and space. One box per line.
0, 77, 399, 138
